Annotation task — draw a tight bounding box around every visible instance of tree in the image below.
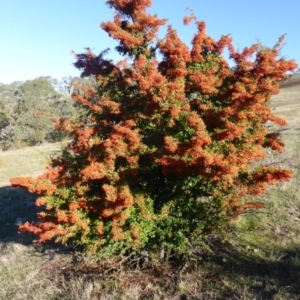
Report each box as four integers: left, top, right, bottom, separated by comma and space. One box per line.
13, 78, 56, 145
11, 0, 297, 256
0, 78, 80, 149
0, 84, 19, 149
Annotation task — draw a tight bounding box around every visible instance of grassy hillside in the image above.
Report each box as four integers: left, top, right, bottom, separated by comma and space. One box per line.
0, 142, 62, 187
0, 80, 300, 299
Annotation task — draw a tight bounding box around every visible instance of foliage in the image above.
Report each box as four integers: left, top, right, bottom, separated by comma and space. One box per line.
10, 0, 297, 256
0, 83, 19, 149
0, 77, 80, 149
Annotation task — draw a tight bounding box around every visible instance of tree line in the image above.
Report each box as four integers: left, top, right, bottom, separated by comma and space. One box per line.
0, 76, 95, 150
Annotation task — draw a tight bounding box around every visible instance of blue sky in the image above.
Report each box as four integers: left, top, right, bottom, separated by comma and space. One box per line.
0, 0, 299, 84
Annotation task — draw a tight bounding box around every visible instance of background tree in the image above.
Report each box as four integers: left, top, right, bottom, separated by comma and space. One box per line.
0, 77, 81, 149
14, 78, 62, 145
11, 0, 297, 256
0, 82, 19, 149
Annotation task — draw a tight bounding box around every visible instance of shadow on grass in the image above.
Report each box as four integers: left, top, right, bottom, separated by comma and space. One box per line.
0, 185, 76, 254
0, 185, 39, 244
182, 238, 300, 299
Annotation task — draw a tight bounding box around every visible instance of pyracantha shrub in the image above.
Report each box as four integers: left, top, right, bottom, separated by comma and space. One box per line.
11, 0, 298, 255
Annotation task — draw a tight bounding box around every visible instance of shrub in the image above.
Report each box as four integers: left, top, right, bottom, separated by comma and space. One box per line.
10, 0, 297, 256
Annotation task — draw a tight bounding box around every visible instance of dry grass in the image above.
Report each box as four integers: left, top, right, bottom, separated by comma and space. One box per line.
0, 142, 63, 187
1, 80, 300, 299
